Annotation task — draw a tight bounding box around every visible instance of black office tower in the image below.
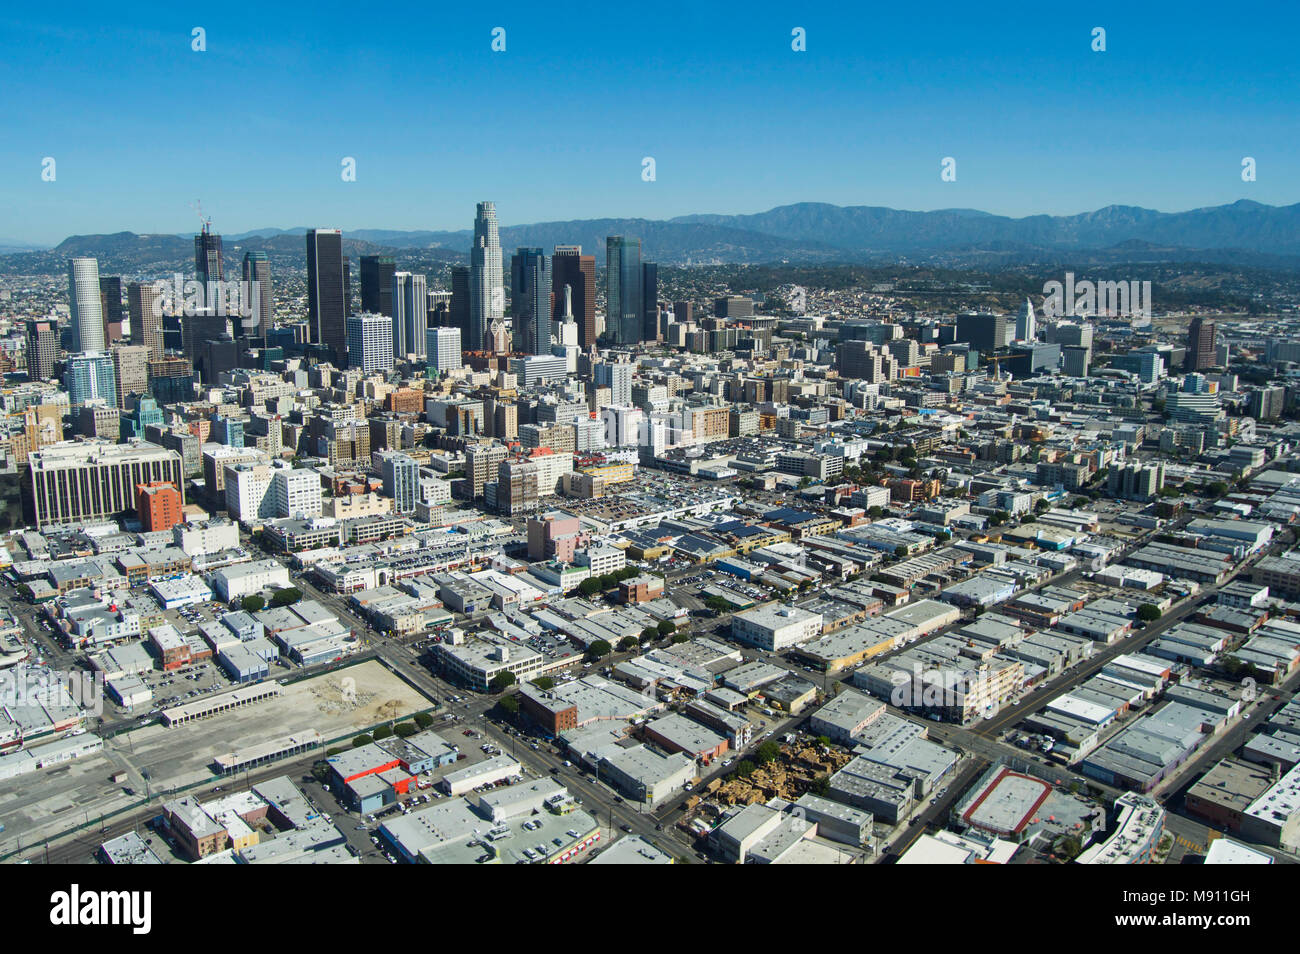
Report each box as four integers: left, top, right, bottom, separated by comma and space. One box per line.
306, 229, 347, 361
450, 266, 471, 343
360, 255, 396, 318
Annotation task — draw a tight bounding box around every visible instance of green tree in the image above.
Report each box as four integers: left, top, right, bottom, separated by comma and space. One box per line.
373, 724, 394, 740
489, 671, 516, 692
413, 712, 434, 729
270, 587, 302, 607
497, 694, 520, 716
704, 595, 731, 614
1054, 834, 1084, 860
586, 640, 612, 661
352, 734, 373, 747
639, 628, 658, 644
733, 760, 756, 779
579, 578, 601, 597
531, 676, 555, 691
989, 510, 1009, 527
394, 722, 417, 738
240, 594, 265, 612
671, 632, 690, 644
657, 620, 676, 637
1136, 603, 1162, 623
756, 740, 781, 764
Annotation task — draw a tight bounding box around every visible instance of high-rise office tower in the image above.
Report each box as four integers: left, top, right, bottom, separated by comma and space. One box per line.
111, 345, 150, 408
552, 246, 596, 350
64, 352, 117, 407
195, 225, 224, 285
182, 313, 230, 370
128, 281, 164, 359
393, 271, 428, 360
450, 266, 471, 343
25, 319, 58, 381
346, 312, 395, 374
427, 326, 463, 373
954, 313, 1006, 353
99, 276, 125, 342
68, 257, 106, 353
1015, 298, 1036, 342
1062, 344, 1091, 377
201, 336, 239, 385
605, 236, 643, 346
360, 255, 396, 317
1185, 316, 1217, 372
241, 251, 273, 339
469, 202, 504, 352
641, 262, 659, 342
511, 248, 552, 355
306, 228, 348, 359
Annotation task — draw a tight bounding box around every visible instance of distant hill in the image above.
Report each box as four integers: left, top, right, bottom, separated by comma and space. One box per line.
6, 199, 1299, 272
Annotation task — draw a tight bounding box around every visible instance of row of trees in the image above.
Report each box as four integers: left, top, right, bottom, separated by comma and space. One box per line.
320, 711, 437, 756
577, 565, 646, 597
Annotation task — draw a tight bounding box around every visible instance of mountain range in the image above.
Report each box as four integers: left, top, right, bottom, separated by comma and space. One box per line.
8, 199, 1300, 272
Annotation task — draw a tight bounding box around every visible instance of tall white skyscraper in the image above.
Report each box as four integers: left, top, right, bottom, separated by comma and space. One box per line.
68, 257, 106, 352
469, 201, 504, 352
1015, 297, 1036, 342
346, 312, 395, 374
427, 326, 463, 373
393, 271, 428, 360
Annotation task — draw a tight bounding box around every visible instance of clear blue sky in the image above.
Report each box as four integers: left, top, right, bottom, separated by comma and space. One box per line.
1, 1, 1295, 245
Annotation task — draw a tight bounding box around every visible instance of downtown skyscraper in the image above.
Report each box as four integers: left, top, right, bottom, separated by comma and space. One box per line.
510, 248, 552, 355
552, 246, 596, 349
195, 225, 224, 285
128, 281, 164, 359
360, 255, 396, 317
68, 256, 106, 353
306, 228, 349, 360
393, 271, 428, 360
25, 319, 58, 381
241, 251, 273, 339
469, 202, 504, 352
1186, 316, 1217, 372
605, 236, 643, 346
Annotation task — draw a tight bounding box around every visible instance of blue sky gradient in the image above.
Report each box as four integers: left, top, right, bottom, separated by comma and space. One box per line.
1, 1, 1295, 244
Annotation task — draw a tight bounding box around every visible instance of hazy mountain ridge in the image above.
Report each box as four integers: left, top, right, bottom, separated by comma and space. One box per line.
4, 199, 1297, 272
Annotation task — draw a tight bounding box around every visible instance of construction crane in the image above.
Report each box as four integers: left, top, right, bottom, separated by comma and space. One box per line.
191, 200, 211, 234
